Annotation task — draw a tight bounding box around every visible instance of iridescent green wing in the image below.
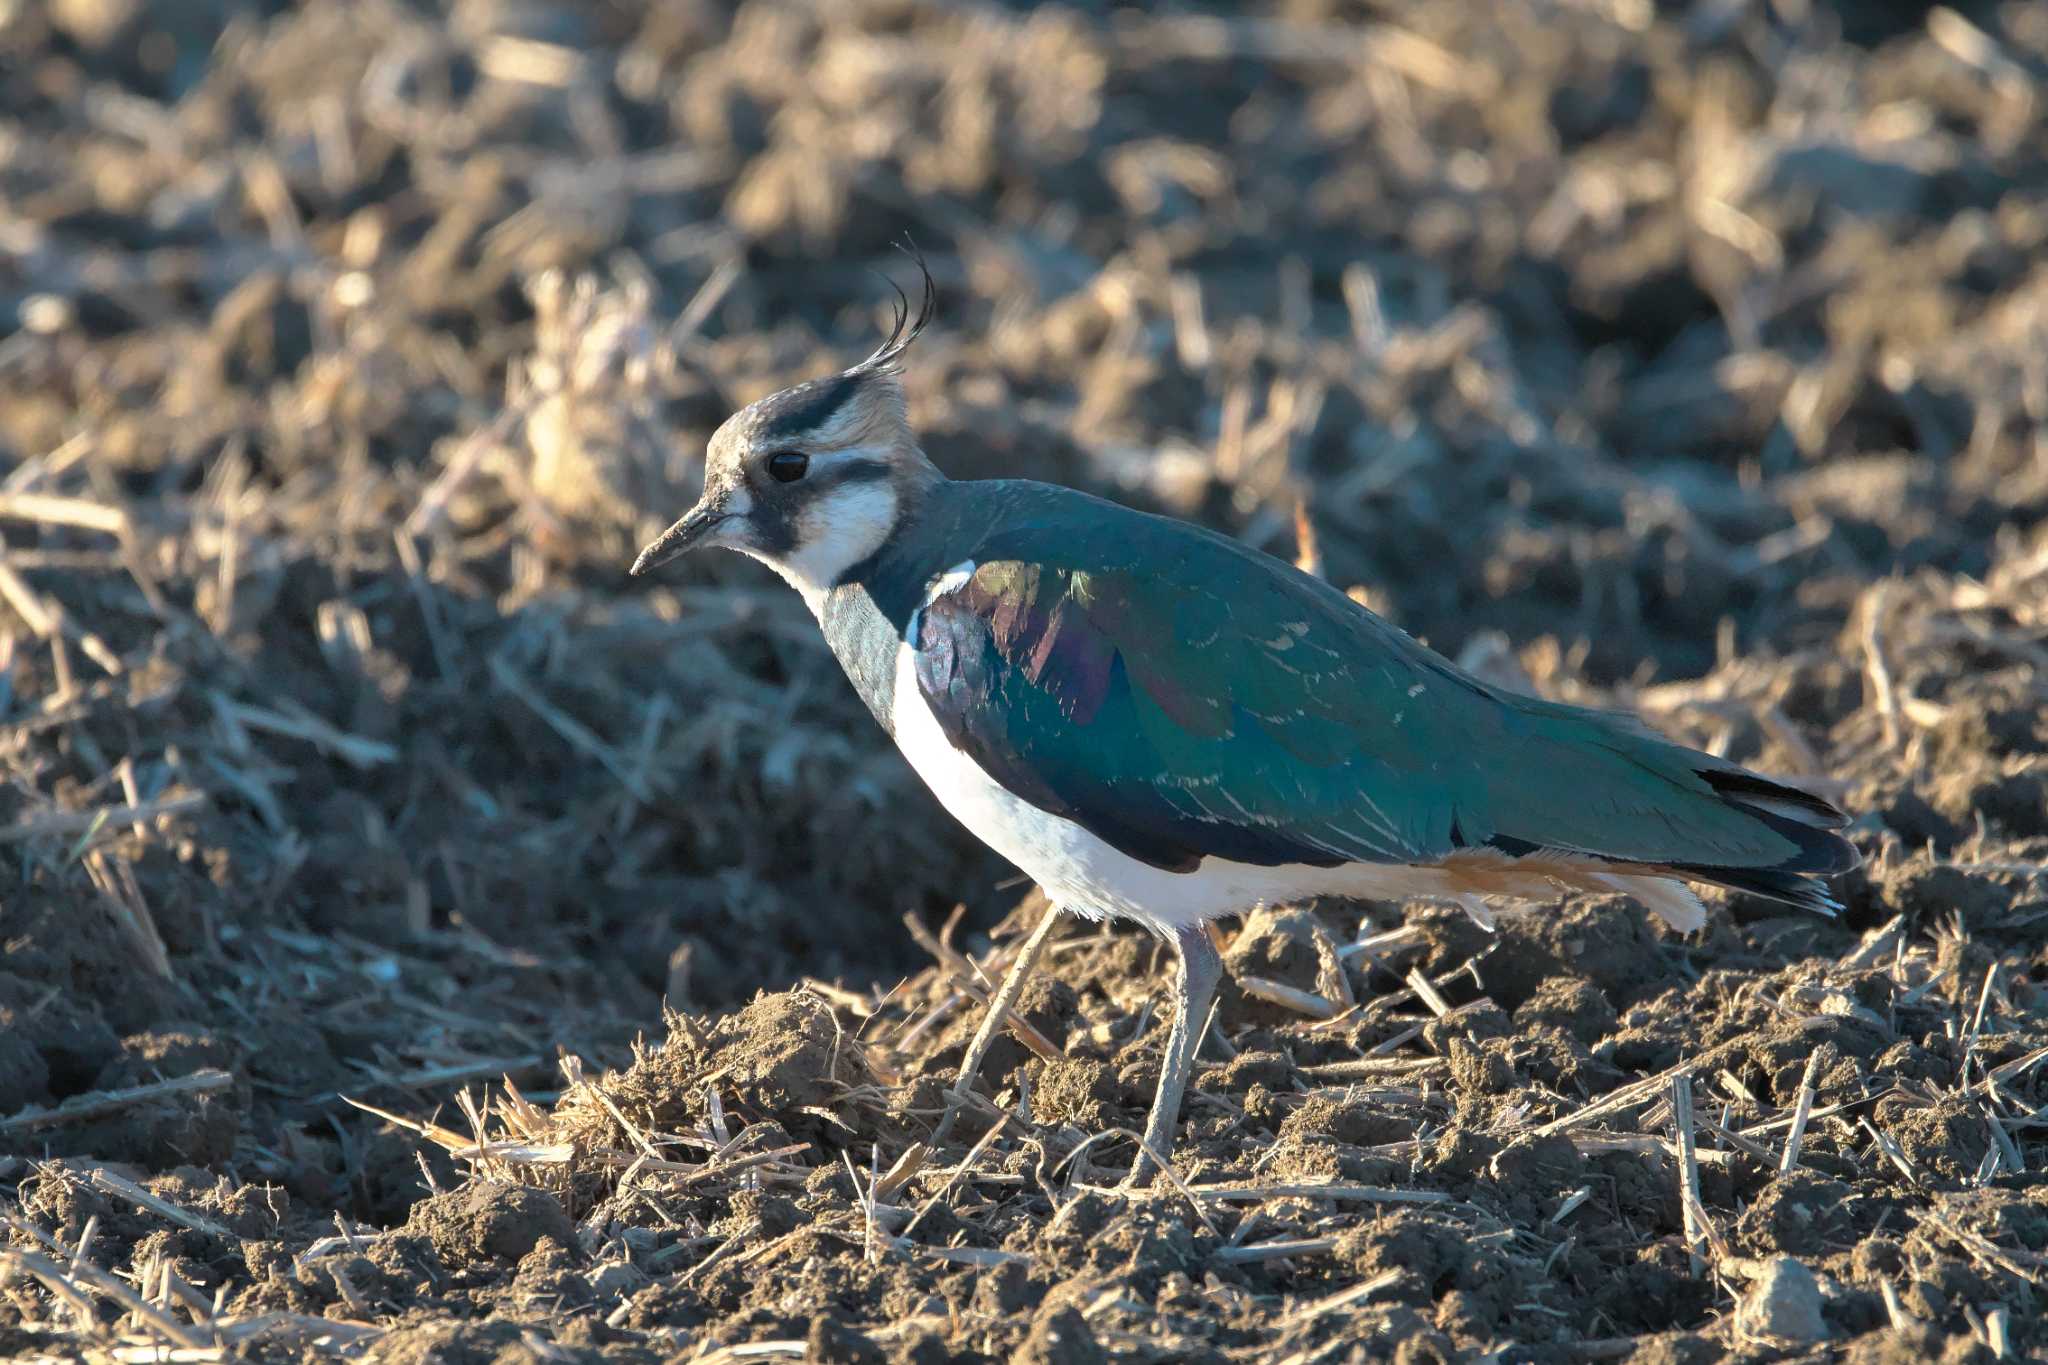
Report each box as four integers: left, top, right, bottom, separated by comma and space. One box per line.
912, 505, 1848, 886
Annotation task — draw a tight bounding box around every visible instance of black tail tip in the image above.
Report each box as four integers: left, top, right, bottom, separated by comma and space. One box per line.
1676, 862, 1850, 918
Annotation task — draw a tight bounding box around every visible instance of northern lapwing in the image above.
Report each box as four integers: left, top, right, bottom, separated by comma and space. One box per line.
631, 267, 1859, 1183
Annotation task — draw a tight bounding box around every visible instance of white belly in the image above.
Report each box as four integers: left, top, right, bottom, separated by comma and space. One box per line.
888, 644, 1464, 934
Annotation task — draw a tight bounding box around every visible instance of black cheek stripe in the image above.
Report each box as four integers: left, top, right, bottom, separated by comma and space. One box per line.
828, 458, 893, 484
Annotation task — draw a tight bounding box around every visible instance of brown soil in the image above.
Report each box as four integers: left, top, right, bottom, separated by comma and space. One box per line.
3, 2, 2047, 1361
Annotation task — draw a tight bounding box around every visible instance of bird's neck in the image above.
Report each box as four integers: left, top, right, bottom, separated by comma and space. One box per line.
892, 444, 947, 503
813, 478, 1049, 736
825, 454, 947, 598
812, 478, 961, 738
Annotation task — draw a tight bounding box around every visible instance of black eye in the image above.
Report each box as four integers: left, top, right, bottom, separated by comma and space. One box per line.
766, 451, 809, 483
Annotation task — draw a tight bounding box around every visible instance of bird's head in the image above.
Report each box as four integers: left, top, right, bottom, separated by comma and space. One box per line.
630, 268, 941, 602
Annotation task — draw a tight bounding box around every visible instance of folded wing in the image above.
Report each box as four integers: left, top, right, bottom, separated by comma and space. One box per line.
909, 512, 1855, 908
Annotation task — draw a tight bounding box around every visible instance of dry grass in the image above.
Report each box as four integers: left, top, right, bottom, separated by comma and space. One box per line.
2, 0, 2046, 1359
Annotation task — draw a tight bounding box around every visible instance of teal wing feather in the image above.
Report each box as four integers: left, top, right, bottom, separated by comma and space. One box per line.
911, 499, 1854, 890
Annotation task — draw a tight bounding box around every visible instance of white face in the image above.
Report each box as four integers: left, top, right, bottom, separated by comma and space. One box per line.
735, 457, 902, 609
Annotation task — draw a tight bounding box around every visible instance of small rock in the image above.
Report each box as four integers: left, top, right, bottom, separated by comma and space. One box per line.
585, 1260, 646, 1301
1736, 1256, 1829, 1342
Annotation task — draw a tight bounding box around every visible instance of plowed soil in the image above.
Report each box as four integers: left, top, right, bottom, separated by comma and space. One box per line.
3, 2, 2046, 1362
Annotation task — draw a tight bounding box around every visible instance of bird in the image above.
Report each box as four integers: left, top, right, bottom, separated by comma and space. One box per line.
630, 265, 1859, 1184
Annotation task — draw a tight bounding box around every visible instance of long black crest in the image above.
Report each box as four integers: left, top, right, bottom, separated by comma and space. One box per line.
753, 251, 940, 441
853, 248, 938, 376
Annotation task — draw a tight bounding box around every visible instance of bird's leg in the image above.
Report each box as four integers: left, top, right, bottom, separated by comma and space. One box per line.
928, 905, 1062, 1147
1126, 923, 1222, 1188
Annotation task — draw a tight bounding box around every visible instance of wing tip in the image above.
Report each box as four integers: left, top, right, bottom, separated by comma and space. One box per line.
1693, 767, 1863, 879
1702, 767, 1852, 830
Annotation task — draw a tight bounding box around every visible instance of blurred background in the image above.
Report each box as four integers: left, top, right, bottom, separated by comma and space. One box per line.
2, 0, 2045, 1229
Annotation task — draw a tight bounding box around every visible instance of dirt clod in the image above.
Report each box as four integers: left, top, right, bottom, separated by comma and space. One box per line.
1016, 1306, 1106, 1365
1736, 1257, 1830, 1344
408, 1184, 575, 1267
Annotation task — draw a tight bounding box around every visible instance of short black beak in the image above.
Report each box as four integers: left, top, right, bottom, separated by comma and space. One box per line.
630, 500, 729, 576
